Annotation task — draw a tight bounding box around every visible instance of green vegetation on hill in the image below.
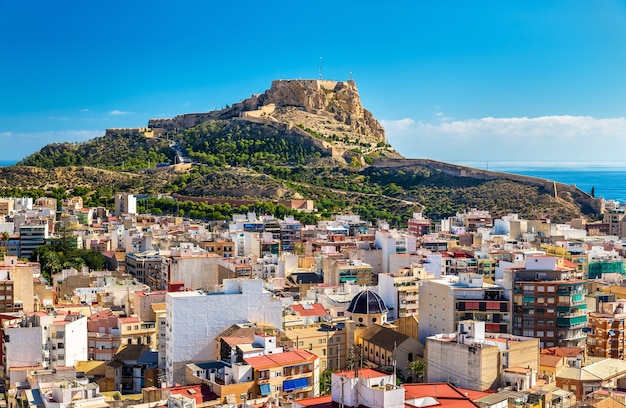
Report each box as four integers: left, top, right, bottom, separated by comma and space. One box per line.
18, 132, 173, 170
181, 120, 326, 166
10, 115, 594, 225
137, 197, 319, 225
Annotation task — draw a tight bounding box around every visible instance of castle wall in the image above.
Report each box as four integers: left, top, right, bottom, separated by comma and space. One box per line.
371, 158, 604, 215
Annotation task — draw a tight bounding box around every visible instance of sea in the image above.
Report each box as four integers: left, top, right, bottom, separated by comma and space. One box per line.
2, 159, 626, 204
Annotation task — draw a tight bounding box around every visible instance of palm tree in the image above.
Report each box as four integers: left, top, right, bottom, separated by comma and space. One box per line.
406, 360, 426, 383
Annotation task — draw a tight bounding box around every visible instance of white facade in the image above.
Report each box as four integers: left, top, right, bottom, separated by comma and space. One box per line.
50, 315, 88, 368
114, 193, 137, 216
418, 277, 457, 344
374, 230, 417, 274
331, 370, 404, 408
164, 279, 282, 383
4, 324, 46, 373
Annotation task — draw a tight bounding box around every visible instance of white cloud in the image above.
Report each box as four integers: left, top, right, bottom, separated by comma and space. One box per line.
80, 108, 90, 112
382, 115, 626, 162
109, 110, 131, 115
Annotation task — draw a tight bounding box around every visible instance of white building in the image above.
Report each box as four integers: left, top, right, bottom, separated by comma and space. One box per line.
114, 193, 137, 216
418, 273, 510, 345
374, 229, 417, 274
164, 279, 282, 384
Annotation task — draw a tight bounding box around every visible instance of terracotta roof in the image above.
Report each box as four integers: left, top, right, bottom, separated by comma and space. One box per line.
291, 303, 329, 317
540, 354, 564, 367
118, 316, 140, 324
169, 384, 218, 404
403, 382, 480, 407
334, 368, 387, 379
221, 336, 254, 347
290, 395, 332, 407
541, 346, 585, 357
244, 349, 317, 369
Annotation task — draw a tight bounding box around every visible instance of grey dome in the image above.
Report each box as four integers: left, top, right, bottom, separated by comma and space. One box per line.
347, 290, 388, 315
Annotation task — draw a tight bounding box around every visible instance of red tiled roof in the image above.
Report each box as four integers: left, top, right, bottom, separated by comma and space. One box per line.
540, 354, 564, 367
541, 346, 585, 357
169, 384, 218, 403
222, 336, 253, 347
244, 350, 317, 369
403, 383, 480, 407
335, 368, 387, 379
292, 395, 332, 407
291, 303, 329, 317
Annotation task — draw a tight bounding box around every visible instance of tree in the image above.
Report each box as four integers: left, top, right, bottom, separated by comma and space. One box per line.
406, 360, 426, 383
590, 186, 595, 198
320, 370, 334, 396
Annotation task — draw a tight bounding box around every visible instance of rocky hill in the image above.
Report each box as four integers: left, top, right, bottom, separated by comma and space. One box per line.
148, 79, 401, 159
10, 79, 603, 224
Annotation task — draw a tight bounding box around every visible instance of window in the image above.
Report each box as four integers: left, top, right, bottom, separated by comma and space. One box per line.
134, 325, 139, 330
128, 338, 132, 344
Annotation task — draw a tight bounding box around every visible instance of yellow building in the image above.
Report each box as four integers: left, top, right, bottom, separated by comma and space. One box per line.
283, 324, 353, 372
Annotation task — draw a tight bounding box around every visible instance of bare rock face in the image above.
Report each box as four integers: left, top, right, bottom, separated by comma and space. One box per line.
148, 79, 393, 152
257, 80, 386, 144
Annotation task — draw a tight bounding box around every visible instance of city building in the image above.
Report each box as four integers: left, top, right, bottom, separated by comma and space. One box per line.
377, 267, 424, 321
407, 212, 431, 237
587, 300, 626, 359
322, 258, 373, 286
18, 224, 47, 259
125, 249, 163, 289
114, 193, 137, 217
505, 255, 587, 348
164, 279, 282, 384
418, 273, 510, 345
346, 289, 389, 327
426, 320, 539, 392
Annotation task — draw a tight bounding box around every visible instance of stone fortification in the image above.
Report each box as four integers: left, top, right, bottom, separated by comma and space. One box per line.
148, 79, 386, 145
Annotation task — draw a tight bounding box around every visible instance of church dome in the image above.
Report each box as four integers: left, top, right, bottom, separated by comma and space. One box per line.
347, 290, 388, 315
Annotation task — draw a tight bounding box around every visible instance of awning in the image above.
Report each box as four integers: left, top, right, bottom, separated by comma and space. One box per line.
283, 378, 308, 391
260, 384, 271, 396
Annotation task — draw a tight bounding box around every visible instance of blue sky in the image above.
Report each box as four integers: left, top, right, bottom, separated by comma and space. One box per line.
2, 1, 626, 164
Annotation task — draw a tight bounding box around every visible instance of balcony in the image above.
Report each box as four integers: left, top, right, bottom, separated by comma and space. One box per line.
557, 315, 587, 328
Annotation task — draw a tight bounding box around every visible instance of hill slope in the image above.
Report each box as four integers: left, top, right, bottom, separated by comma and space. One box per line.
12, 79, 602, 224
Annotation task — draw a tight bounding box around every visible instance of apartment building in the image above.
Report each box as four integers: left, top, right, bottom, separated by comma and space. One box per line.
426, 320, 539, 392
507, 256, 587, 348
418, 273, 510, 344
164, 279, 282, 384
587, 300, 626, 359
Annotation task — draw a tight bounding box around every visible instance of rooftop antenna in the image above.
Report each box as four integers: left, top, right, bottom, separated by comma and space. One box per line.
319, 56, 323, 80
